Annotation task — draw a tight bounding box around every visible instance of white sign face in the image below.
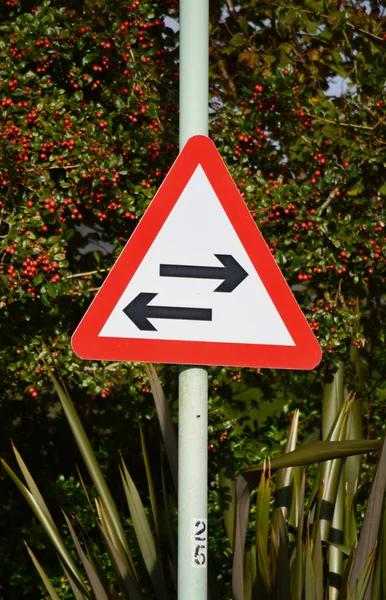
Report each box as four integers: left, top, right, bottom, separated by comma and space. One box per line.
99, 166, 294, 347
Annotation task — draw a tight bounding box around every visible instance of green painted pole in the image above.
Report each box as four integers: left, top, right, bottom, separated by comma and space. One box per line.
178, 0, 209, 598
179, 0, 209, 146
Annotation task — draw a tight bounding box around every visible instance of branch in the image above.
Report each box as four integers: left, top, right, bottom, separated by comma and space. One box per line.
346, 22, 384, 42
224, 0, 238, 20
305, 110, 385, 131
373, 115, 386, 130
49, 164, 81, 170
26, 164, 81, 173
65, 268, 108, 280
0, 184, 15, 231
318, 188, 339, 215
270, 3, 386, 42
0, 220, 11, 238
216, 58, 237, 99
360, 103, 379, 119
304, 111, 374, 130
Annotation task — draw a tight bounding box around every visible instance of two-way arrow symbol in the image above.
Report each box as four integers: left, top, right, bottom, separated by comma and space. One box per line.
160, 254, 248, 292
123, 254, 248, 331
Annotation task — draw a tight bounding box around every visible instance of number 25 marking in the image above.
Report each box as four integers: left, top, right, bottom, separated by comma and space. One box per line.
192, 519, 207, 568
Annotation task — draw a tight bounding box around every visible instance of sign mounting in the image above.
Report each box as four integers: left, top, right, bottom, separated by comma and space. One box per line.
72, 135, 322, 369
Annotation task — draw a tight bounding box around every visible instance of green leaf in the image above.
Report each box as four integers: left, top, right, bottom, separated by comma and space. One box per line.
46, 282, 58, 298
244, 439, 382, 476
275, 515, 290, 600
257, 531, 271, 594
33, 273, 44, 285
138, 421, 160, 546
73, 516, 112, 593
278, 9, 298, 25
1, 458, 88, 595
12, 443, 54, 523
322, 361, 344, 440
327, 478, 345, 593
232, 474, 251, 600
60, 559, 90, 600
145, 364, 178, 491
337, 544, 356, 600
318, 29, 333, 41
98, 523, 143, 600
372, 501, 386, 599
345, 333, 364, 516
244, 548, 254, 600
63, 512, 109, 600
25, 544, 61, 600
120, 459, 168, 600
349, 435, 386, 595
48, 370, 134, 570
304, 19, 318, 34
30, 215, 44, 227
95, 497, 138, 587
82, 53, 94, 65
305, 535, 316, 600
352, 549, 377, 600
273, 410, 300, 526
160, 450, 177, 577
312, 527, 323, 600
40, 293, 51, 307
317, 399, 351, 542
115, 97, 125, 110
218, 444, 236, 549
288, 467, 302, 544
256, 470, 271, 553
292, 472, 306, 600
230, 32, 245, 47
24, 70, 36, 81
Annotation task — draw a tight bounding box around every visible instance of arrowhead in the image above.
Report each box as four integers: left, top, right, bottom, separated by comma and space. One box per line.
123, 293, 158, 331
214, 254, 249, 293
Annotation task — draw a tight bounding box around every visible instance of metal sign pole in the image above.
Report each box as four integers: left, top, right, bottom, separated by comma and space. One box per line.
178, 0, 209, 599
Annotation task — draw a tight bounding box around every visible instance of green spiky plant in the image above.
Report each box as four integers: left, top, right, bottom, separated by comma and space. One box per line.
229, 401, 386, 600
2, 362, 385, 599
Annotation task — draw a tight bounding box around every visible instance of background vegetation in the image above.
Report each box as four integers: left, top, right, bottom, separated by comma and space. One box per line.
0, 0, 385, 597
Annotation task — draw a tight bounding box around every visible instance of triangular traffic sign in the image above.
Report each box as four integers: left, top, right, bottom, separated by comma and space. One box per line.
72, 136, 322, 369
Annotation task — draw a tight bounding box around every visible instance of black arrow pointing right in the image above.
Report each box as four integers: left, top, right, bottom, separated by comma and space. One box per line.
160, 254, 248, 293
123, 293, 213, 331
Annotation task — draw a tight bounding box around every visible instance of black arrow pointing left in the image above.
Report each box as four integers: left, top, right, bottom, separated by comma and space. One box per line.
123, 292, 212, 331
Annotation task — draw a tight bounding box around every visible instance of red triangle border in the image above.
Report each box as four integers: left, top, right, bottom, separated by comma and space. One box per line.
72, 136, 322, 370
